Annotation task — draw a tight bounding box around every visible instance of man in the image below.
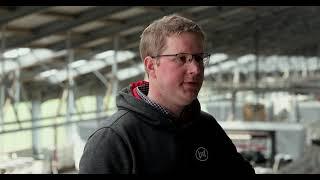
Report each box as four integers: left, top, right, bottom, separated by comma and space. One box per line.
79, 14, 255, 174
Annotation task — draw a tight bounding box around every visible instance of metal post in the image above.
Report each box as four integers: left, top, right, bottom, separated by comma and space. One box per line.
51, 88, 67, 174
293, 96, 300, 123
112, 35, 119, 96
231, 90, 236, 121
31, 91, 41, 159
0, 25, 6, 133
96, 94, 105, 125
66, 31, 76, 142
0, 25, 5, 160
270, 131, 276, 165
233, 66, 240, 88
268, 101, 274, 122
14, 65, 20, 103
302, 57, 308, 78
317, 44, 320, 70
12, 48, 23, 129
109, 35, 119, 111
254, 28, 260, 105
231, 62, 240, 121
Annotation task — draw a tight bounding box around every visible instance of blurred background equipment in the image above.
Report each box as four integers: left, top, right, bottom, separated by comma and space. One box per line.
243, 103, 266, 121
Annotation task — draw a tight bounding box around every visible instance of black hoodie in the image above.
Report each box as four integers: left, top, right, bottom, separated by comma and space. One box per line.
79, 84, 255, 174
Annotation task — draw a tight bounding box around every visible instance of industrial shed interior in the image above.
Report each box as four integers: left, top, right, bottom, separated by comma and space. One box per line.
0, 6, 320, 174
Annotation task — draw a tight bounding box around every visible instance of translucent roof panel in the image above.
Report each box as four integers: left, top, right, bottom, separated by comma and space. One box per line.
35, 50, 136, 84
116, 63, 144, 81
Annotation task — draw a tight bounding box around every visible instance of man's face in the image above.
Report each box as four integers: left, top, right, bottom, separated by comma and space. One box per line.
153, 32, 204, 106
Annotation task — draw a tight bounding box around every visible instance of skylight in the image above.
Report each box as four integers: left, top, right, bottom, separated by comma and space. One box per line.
116, 63, 144, 81
209, 53, 228, 65
70, 59, 87, 68
0, 48, 57, 75
39, 50, 136, 84
94, 50, 115, 59
3, 48, 30, 59
204, 66, 219, 76
37, 69, 58, 78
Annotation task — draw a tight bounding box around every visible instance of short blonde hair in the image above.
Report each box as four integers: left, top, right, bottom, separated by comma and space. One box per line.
139, 14, 206, 61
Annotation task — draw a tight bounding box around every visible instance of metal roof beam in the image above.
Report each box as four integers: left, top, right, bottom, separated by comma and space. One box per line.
49, 6, 193, 51
0, 6, 51, 26
6, 6, 131, 49
72, 6, 241, 61
206, 7, 320, 56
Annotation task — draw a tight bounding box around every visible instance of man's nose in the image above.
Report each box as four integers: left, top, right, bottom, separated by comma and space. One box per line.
187, 58, 202, 74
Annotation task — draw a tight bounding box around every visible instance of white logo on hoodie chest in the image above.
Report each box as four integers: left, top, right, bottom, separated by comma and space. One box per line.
195, 147, 208, 161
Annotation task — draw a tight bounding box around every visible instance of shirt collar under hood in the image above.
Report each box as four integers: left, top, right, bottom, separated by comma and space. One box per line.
116, 81, 202, 131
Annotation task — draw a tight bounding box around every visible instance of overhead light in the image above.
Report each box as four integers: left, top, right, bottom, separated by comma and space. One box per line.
70, 59, 87, 68
238, 54, 255, 64
204, 66, 219, 76
46, 51, 136, 84
3, 48, 30, 59
116, 63, 144, 81
38, 69, 58, 78
94, 50, 114, 59
220, 61, 236, 70
228, 134, 252, 140
209, 53, 228, 64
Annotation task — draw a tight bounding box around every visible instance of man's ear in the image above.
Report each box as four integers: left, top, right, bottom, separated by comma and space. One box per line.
144, 56, 156, 79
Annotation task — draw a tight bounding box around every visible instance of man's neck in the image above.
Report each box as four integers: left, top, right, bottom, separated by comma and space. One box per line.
147, 87, 183, 118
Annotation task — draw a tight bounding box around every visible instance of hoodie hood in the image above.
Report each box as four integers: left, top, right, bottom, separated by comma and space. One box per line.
116, 81, 201, 130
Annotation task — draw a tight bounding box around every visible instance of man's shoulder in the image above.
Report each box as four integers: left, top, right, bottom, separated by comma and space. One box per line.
199, 110, 217, 122
98, 109, 142, 131
87, 109, 140, 140
99, 109, 130, 128
198, 111, 223, 130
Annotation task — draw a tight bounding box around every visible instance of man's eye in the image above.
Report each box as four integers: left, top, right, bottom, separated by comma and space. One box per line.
178, 55, 187, 62
194, 55, 203, 62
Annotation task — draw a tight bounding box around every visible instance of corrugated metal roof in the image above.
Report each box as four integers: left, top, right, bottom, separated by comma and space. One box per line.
0, 6, 319, 100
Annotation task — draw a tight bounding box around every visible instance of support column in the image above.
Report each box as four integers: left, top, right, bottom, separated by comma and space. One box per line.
254, 28, 260, 106
233, 65, 240, 87
0, 25, 6, 160
268, 101, 274, 122
66, 31, 76, 143
96, 94, 105, 124
0, 26, 6, 133
301, 57, 308, 78
317, 44, 320, 70
31, 91, 42, 158
231, 63, 239, 121
108, 35, 119, 111
14, 62, 20, 103
230, 90, 237, 121
290, 95, 300, 123
112, 35, 119, 96
66, 86, 76, 140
